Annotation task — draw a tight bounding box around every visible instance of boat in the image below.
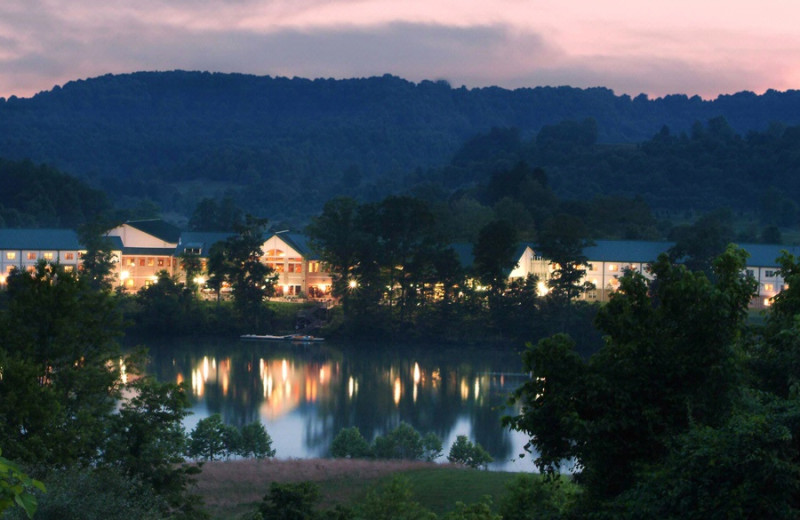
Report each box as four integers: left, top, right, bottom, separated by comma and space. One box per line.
240, 334, 325, 343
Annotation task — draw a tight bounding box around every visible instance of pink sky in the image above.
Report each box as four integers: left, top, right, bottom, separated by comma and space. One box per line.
1, 0, 799, 99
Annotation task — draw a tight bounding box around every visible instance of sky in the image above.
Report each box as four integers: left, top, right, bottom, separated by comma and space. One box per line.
2, 0, 799, 100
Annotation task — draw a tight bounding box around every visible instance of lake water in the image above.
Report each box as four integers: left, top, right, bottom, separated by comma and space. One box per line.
144, 337, 538, 472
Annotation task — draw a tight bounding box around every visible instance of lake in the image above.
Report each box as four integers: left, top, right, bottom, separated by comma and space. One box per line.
144, 337, 537, 472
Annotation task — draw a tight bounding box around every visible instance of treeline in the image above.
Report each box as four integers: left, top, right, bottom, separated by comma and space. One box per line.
0, 158, 111, 228
428, 119, 800, 229
2, 71, 800, 223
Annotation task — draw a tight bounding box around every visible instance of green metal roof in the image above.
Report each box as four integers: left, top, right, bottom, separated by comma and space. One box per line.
0, 229, 82, 250
126, 219, 181, 244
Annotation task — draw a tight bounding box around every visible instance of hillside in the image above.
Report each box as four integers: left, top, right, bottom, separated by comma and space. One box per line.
2, 71, 800, 223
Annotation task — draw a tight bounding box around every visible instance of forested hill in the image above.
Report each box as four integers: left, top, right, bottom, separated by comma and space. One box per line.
2, 71, 800, 222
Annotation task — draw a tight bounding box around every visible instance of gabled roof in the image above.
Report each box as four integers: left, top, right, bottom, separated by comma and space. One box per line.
176, 232, 235, 257
735, 243, 800, 267
0, 229, 83, 250
125, 219, 181, 244
583, 240, 674, 263
268, 232, 320, 259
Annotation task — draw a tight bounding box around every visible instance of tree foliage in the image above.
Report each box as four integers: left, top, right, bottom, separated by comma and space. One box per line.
505, 245, 766, 514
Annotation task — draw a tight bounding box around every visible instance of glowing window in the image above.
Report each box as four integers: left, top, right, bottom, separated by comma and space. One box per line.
65, 253, 75, 260
6, 252, 15, 260
608, 264, 618, 272
27, 252, 36, 260
43, 252, 54, 260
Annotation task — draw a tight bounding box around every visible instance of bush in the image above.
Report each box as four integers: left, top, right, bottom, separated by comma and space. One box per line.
498, 474, 571, 520
354, 477, 435, 520
259, 481, 322, 520
372, 423, 424, 460
3, 467, 166, 520
447, 435, 493, 469
330, 427, 371, 459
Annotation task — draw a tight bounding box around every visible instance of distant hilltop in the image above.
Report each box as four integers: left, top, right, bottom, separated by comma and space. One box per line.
1, 71, 799, 222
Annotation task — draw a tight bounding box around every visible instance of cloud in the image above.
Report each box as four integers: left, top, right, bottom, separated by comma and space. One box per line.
0, 1, 798, 99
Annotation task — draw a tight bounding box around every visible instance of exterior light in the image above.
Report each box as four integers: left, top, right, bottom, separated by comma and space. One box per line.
349, 280, 357, 289
0, 275, 5, 284
120, 270, 130, 280
194, 276, 206, 285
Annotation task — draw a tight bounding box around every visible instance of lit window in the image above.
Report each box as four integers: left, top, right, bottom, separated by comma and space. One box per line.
6, 252, 15, 260
308, 261, 319, 273
764, 283, 775, 292
65, 252, 75, 260
147, 258, 155, 267
27, 252, 36, 260
158, 258, 165, 267
64, 265, 74, 273
139, 258, 145, 266
608, 264, 618, 272
43, 252, 54, 260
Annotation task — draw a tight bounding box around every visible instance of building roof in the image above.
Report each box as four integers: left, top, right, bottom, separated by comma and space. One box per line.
583, 240, 674, 263
125, 219, 181, 244
0, 229, 83, 250
736, 243, 800, 267
269, 232, 320, 259
176, 232, 235, 257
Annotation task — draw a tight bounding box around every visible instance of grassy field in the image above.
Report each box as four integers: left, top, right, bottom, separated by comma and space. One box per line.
195, 458, 527, 519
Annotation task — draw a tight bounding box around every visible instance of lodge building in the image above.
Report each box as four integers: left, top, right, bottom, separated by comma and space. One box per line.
0, 220, 797, 309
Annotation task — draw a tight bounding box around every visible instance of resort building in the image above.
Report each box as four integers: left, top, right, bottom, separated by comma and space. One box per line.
105, 220, 181, 292
262, 232, 332, 299
0, 229, 93, 283
0, 220, 797, 309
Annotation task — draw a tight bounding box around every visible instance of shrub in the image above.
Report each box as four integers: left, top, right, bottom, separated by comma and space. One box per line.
372, 423, 424, 460
3, 467, 166, 520
259, 481, 321, 520
498, 474, 570, 520
354, 477, 435, 520
330, 427, 371, 459
447, 435, 493, 469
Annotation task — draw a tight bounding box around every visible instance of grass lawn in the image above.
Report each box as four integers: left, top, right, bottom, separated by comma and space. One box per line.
196, 458, 533, 519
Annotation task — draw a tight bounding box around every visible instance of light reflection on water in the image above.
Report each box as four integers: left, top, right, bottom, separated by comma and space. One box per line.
145, 338, 537, 472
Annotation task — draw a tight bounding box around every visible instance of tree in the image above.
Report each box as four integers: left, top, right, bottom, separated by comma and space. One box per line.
330, 427, 371, 459
238, 422, 275, 459
102, 378, 203, 517
306, 197, 362, 309
372, 423, 422, 460
208, 216, 276, 330
0, 261, 125, 465
668, 208, 735, 274
188, 414, 228, 461
473, 219, 518, 299
0, 449, 45, 519
77, 221, 119, 292
504, 245, 757, 510
537, 214, 593, 304
179, 251, 204, 292
447, 435, 493, 469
